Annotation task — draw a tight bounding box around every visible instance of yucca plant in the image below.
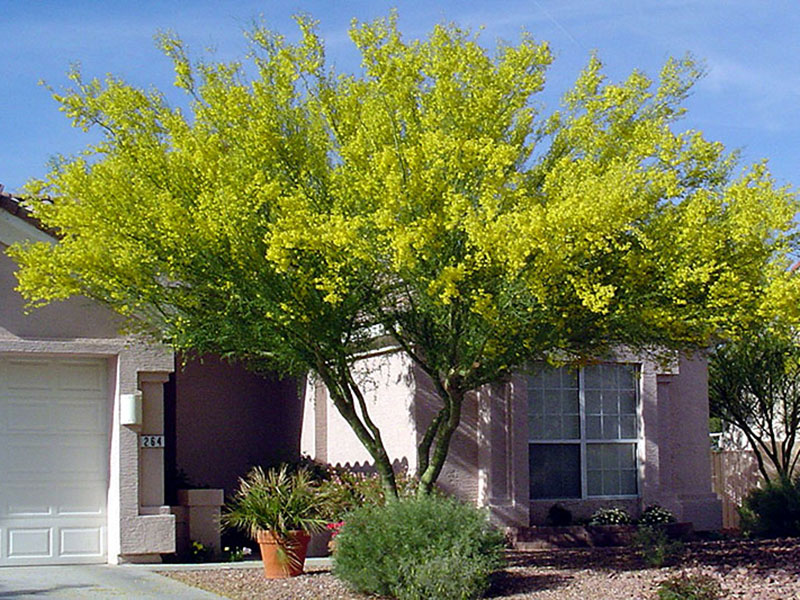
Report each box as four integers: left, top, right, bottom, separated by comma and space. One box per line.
222, 465, 327, 576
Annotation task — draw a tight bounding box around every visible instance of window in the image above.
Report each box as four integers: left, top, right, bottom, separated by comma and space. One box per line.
528, 363, 640, 499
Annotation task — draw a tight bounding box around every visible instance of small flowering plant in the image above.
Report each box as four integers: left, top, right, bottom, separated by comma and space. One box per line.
326, 521, 345, 538
223, 545, 253, 562
638, 504, 676, 527
589, 506, 633, 526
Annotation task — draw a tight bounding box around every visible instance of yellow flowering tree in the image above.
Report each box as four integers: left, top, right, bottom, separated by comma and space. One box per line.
10, 14, 799, 496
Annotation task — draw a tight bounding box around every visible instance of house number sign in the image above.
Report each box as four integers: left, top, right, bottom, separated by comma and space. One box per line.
140, 435, 165, 448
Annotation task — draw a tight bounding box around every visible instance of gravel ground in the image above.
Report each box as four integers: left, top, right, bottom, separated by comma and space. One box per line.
160, 537, 800, 600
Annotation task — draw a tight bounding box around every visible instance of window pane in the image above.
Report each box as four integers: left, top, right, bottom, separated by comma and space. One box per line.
602, 470, 621, 495
563, 415, 580, 439
585, 390, 601, 414
619, 390, 636, 414
544, 416, 562, 439
602, 393, 618, 414
561, 389, 579, 413
601, 365, 617, 389
620, 415, 637, 439
602, 415, 620, 440
601, 443, 619, 469
563, 368, 579, 389
587, 443, 638, 497
584, 365, 602, 389
586, 415, 601, 439
620, 470, 638, 495
587, 470, 602, 495
544, 393, 561, 414
529, 444, 581, 499
618, 364, 636, 389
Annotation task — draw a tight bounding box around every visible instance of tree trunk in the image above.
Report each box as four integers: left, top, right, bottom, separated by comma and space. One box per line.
417, 388, 464, 495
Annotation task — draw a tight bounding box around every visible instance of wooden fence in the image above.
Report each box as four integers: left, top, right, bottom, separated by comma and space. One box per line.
710, 450, 759, 530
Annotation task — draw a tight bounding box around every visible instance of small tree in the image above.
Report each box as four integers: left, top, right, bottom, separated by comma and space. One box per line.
709, 328, 800, 483
9, 14, 800, 497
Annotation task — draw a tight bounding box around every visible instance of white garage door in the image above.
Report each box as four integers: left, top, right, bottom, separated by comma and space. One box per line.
0, 355, 108, 565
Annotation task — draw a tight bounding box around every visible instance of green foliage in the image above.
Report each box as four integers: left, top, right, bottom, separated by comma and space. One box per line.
222, 545, 251, 562
588, 506, 632, 526
739, 476, 800, 538
9, 12, 800, 499
656, 573, 722, 600
333, 495, 505, 600
709, 327, 800, 483
318, 468, 417, 521
638, 504, 677, 527
221, 466, 327, 541
634, 525, 682, 568
189, 540, 214, 563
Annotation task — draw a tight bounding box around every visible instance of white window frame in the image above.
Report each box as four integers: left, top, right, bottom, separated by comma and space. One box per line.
528, 363, 642, 500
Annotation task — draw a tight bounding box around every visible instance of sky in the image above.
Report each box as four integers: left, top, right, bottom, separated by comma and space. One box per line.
1, 0, 798, 195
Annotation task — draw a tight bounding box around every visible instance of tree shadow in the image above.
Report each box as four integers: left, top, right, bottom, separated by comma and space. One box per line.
487, 570, 572, 597
683, 538, 800, 577
505, 547, 645, 572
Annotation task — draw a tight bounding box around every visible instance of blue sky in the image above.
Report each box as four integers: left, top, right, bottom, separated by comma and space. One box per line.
1, 0, 798, 195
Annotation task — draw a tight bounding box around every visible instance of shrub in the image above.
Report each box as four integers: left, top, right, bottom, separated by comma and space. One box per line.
318, 467, 418, 521
739, 476, 800, 538
656, 572, 721, 600
638, 504, 676, 527
333, 495, 505, 600
588, 506, 632, 526
546, 503, 573, 526
634, 526, 683, 568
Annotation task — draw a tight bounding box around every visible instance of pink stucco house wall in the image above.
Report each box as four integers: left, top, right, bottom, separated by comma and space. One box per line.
0, 190, 300, 566
1, 185, 722, 567
303, 346, 723, 530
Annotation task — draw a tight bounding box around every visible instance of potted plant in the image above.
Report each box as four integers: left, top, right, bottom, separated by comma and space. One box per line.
222, 465, 327, 578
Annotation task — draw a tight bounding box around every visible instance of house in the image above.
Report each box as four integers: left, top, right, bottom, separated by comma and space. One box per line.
302, 337, 724, 530
1, 183, 723, 566
0, 188, 301, 566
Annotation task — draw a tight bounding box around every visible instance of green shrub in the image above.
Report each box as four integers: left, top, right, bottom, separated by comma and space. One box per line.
739, 476, 800, 538
638, 504, 676, 527
634, 525, 682, 568
546, 503, 573, 526
588, 506, 632, 526
333, 495, 505, 600
656, 572, 721, 600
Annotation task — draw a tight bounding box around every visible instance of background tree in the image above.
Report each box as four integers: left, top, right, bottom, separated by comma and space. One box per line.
9, 14, 800, 496
709, 327, 800, 483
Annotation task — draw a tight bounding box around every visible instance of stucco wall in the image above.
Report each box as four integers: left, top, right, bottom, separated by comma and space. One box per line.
172, 354, 301, 496
0, 244, 122, 341
1, 235, 175, 564
301, 350, 417, 474
305, 346, 722, 531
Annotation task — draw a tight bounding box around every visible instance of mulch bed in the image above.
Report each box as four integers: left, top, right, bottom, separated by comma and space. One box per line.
160, 537, 800, 599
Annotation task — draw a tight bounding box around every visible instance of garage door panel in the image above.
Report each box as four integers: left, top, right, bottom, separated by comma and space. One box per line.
0, 355, 108, 565
8, 528, 52, 559
5, 400, 51, 431
55, 361, 106, 393
52, 439, 107, 475
57, 484, 106, 516
55, 401, 105, 432
5, 360, 53, 391
61, 527, 104, 557
5, 442, 51, 476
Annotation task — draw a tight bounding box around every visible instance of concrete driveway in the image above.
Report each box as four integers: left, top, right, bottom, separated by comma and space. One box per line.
0, 564, 225, 599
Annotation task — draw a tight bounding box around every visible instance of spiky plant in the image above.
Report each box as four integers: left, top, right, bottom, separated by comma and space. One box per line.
223, 465, 327, 540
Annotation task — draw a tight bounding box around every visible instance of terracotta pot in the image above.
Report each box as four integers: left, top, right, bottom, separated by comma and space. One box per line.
256, 530, 311, 578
